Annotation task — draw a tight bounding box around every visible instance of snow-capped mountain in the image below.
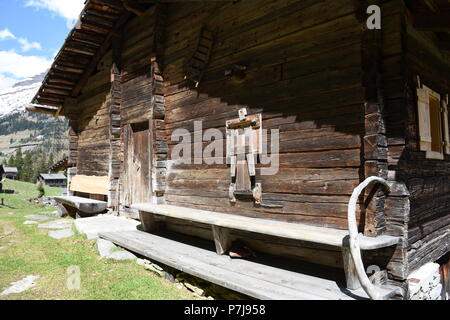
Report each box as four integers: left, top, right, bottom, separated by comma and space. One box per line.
0, 72, 46, 119
0, 72, 68, 164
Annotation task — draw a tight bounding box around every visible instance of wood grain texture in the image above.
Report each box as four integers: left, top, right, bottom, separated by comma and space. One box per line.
100, 229, 370, 300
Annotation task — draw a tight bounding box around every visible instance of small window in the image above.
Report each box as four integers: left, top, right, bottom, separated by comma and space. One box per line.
416, 82, 450, 160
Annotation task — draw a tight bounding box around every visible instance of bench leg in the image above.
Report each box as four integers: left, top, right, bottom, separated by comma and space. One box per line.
212, 226, 231, 255
56, 203, 69, 218
342, 244, 361, 290
60, 203, 78, 218
139, 211, 158, 233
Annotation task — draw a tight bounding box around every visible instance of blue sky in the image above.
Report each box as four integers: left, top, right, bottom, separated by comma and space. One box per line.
0, 0, 85, 90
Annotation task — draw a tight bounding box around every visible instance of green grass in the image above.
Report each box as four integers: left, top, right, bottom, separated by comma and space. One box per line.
0, 179, 61, 212
0, 179, 197, 300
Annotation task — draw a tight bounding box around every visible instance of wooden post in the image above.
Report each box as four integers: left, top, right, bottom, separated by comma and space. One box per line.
212, 226, 231, 255
57, 202, 69, 218
66, 167, 77, 196
139, 211, 158, 233
342, 236, 361, 290
149, 3, 167, 205
108, 63, 122, 210
360, 0, 388, 237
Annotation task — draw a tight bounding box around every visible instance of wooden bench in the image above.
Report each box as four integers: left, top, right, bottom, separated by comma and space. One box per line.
53, 196, 108, 215
131, 203, 401, 293
53, 175, 109, 216
100, 229, 374, 300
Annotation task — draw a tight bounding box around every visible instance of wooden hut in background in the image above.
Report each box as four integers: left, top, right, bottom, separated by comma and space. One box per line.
2, 167, 18, 180
29, 0, 449, 300
37, 173, 68, 188
0, 165, 4, 192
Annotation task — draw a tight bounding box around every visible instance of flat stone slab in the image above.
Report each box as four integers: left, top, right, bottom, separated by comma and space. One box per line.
97, 239, 136, 261
75, 215, 140, 240
0, 275, 40, 296
25, 215, 53, 221
48, 229, 74, 240
23, 221, 38, 225
97, 238, 117, 257
38, 220, 73, 230
108, 250, 136, 261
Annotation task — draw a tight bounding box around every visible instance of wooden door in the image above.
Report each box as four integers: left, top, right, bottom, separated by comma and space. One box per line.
123, 122, 151, 206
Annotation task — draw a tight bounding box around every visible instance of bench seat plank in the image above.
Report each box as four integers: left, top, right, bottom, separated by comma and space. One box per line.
54, 196, 107, 214
131, 203, 400, 250
100, 230, 370, 300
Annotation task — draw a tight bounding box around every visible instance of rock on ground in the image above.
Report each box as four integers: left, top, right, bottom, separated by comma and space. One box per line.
75, 216, 140, 239
136, 258, 176, 283
48, 229, 74, 240
24, 215, 53, 221
97, 239, 136, 261
137, 258, 164, 276
23, 221, 38, 225
408, 263, 443, 300
108, 251, 137, 261
97, 238, 116, 257
0, 275, 40, 296
38, 220, 73, 230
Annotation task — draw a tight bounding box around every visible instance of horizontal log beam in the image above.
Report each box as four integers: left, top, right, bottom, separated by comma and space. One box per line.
26, 104, 59, 116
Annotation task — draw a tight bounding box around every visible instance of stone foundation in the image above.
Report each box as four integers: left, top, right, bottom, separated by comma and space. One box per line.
407, 263, 444, 300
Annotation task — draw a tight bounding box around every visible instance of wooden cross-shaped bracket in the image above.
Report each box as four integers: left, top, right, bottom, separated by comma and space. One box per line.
226, 108, 263, 204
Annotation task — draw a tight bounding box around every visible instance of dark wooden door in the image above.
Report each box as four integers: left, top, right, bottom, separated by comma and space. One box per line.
124, 122, 151, 206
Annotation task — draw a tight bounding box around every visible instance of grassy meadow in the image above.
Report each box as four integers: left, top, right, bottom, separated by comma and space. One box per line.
0, 179, 196, 300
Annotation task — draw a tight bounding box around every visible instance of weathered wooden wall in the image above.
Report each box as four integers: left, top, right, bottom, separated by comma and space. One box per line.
362, 0, 411, 282
400, 9, 450, 274
162, 0, 367, 233
68, 0, 449, 281
95, 0, 377, 269
118, 8, 156, 211
372, 0, 450, 281
75, 52, 113, 177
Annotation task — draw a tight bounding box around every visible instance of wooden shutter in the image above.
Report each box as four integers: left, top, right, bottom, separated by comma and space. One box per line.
442, 95, 450, 155
417, 87, 432, 152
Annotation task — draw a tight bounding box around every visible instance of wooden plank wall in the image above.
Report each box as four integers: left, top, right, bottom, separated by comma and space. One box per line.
366, 0, 410, 282
118, 8, 156, 211
373, 0, 450, 281
75, 52, 113, 176
400, 10, 450, 274
162, 0, 366, 231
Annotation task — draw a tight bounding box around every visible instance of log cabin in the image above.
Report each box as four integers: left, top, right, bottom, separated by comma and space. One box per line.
37, 173, 68, 188
2, 167, 18, 180
29, 0, 449, 300
0, 165, 4, 192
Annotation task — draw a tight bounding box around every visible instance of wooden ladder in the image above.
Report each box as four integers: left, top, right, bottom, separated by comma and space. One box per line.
184, 26, 215, 87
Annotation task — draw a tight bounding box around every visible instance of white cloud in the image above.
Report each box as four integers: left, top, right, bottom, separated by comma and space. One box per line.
0, 28, 16, 41
0, 29, 42, 52
26, 0, 85, 28
18, 38, 42, 52
0, 51, 51, 79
